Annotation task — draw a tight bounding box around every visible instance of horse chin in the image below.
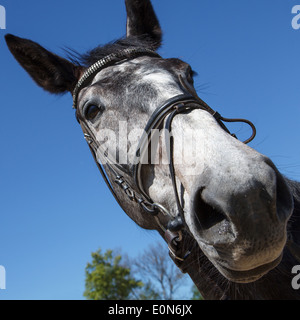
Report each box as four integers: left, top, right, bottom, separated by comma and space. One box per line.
215, 253, 283, 283
201, 245, 284, 283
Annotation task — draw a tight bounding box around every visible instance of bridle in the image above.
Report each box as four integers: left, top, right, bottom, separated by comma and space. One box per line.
73, 47, 257, 270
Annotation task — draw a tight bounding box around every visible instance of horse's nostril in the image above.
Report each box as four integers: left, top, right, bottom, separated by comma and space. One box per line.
193, 189, 227, 230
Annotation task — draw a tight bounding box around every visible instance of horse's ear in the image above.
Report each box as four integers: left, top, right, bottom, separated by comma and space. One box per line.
125, 0, 162, 49
5, 34, 83, 94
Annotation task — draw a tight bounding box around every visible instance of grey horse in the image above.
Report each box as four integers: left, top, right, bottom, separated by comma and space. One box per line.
5, 0, 300, 299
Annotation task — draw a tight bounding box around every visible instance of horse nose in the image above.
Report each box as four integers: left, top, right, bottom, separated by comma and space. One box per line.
191, 157, 293, 244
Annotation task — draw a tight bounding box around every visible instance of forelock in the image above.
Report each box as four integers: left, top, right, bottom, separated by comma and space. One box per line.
68, 35, 160, 67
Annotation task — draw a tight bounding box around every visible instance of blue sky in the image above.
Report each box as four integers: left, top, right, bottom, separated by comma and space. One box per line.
0, 0, 300, 300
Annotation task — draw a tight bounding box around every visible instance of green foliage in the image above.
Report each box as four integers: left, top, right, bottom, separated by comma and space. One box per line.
191, 284, 203, 300
135, 281, 160, 300
83, 249, 143, 300
84, 245, 203, 300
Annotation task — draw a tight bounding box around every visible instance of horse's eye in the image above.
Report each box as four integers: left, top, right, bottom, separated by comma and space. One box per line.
85, 105, 103, 121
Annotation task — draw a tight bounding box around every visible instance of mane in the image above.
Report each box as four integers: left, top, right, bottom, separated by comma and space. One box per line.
67, 35, 160, 67
287, 179, 300, 204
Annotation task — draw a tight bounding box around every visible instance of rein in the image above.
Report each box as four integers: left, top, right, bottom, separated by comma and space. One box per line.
73, 48, 257, 270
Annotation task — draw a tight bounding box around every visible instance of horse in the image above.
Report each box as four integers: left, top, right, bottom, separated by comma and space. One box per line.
5, 0, 300, 300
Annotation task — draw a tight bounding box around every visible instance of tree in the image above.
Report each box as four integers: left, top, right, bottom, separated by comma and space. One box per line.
84, 248, 142, 300
131, 242, 189, 300
84, 244, 197, 300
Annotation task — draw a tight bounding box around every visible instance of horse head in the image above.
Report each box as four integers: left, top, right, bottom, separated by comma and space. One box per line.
5, 0, 296, 296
